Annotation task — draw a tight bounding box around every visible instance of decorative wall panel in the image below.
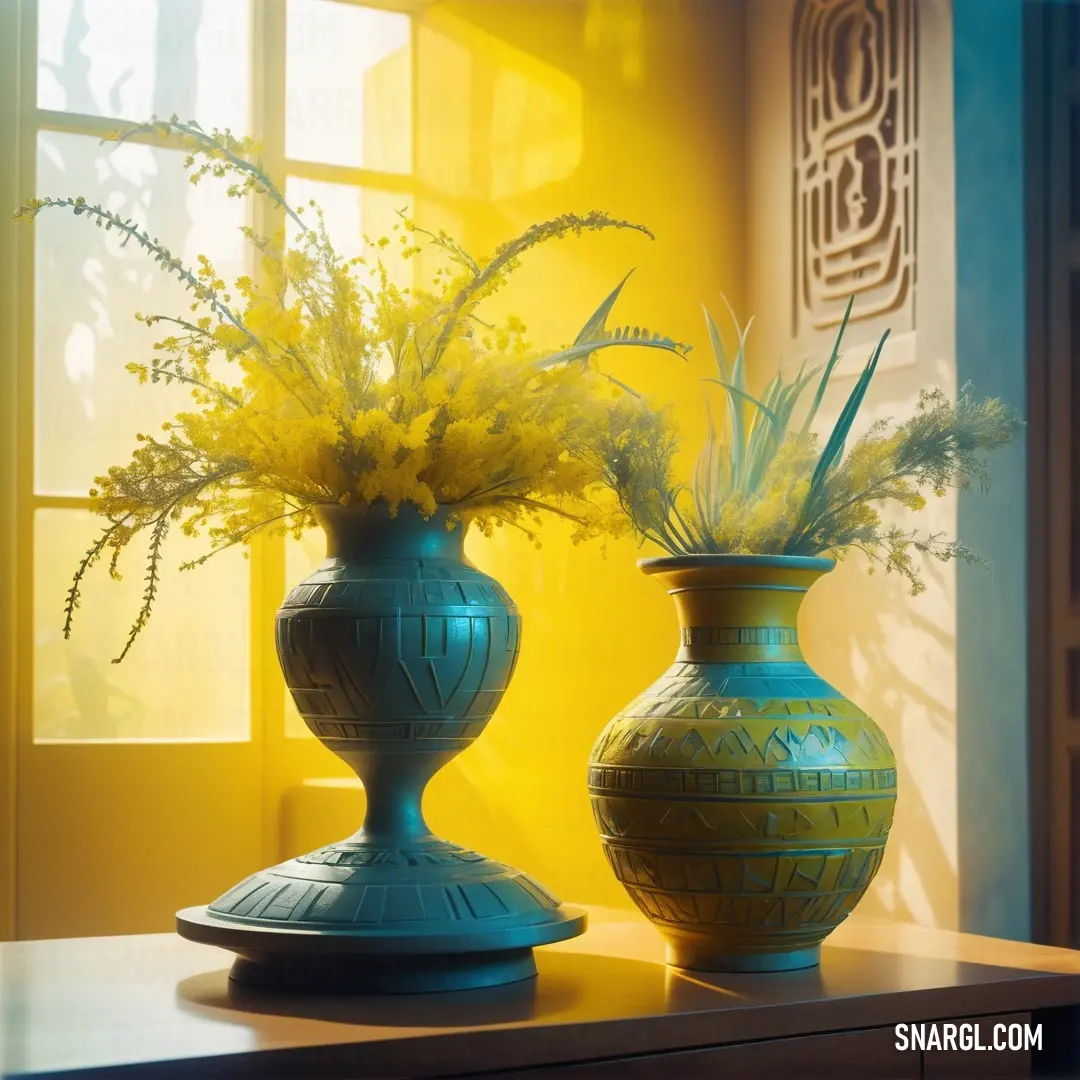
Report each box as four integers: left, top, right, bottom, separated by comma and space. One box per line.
792, 0, 918, 334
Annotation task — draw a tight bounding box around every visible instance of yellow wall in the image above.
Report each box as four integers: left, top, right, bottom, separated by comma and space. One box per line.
400, 0, 749, 909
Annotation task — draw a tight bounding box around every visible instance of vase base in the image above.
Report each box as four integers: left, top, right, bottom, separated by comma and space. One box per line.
228, 945, 538, 994
177, 835, 587, 994
176, 902, 586, 995
667, 944, 821, 973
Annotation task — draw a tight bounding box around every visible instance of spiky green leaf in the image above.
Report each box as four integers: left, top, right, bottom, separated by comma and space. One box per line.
809, 330, 890, 491
573, 271, 634, 349
799, 295, 854, 439
534, 333, 689, 370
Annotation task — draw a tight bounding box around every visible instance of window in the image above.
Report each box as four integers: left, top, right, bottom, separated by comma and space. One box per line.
16, 0, 416, 742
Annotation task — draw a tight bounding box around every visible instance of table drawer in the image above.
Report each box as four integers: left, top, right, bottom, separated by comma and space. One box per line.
457, 1026, 920, 1079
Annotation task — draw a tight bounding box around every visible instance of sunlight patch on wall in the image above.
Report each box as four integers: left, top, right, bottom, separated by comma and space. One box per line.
899, 842, 937, 928
488, 66, 582, 201
415, 26, 472, 200
584, 0, 646, 85
417, 10, 583, 203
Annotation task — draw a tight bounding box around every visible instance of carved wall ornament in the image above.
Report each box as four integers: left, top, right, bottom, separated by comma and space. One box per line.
792, 0, 918, 335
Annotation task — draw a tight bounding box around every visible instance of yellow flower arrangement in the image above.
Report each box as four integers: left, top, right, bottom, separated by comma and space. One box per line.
595, 297, 1024, 593
15, 119, 686, 660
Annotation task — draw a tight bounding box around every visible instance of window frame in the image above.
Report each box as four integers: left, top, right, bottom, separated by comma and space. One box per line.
0, 0, 420, 933
1, 0, 22, 943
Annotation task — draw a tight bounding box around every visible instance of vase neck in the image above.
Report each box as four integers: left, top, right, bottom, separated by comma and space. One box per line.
643, 557, 832, 664
315, 503, 464, 562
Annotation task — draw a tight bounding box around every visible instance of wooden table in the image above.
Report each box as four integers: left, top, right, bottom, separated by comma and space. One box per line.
3, 906, 1080, 1078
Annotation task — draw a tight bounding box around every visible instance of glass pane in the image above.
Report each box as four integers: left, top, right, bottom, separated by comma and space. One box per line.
284, 178, 414, 290
34, 130, 248, 496
285, 0, 411, 172
34, 509, 249, 741
283, 527, 328, 739
37, 0, 250, 132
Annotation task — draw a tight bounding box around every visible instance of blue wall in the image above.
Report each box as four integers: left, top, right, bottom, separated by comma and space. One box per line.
953, 0, 1031, 940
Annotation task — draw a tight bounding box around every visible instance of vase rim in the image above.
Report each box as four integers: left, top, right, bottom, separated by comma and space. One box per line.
314, 500, 462, 533
638, 553, 836, 574
313, 500, 465, 562
314, 499, 456, 520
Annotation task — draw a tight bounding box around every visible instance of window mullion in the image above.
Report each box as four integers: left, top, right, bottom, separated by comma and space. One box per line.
283, 158, 414, 191
0, 0, 28, 942
30, 495, 94, 510
34, 108, 196, 148
249, 0, 289, 863
14, 0, 39, 747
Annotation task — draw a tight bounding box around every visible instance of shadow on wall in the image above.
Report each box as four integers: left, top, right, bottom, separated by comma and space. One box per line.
744, 0, 961, 933
800, 352, 962, 933
806, 556, 958, 928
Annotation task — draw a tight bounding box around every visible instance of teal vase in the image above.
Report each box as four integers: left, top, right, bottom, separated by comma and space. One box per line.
176, 503, 585, 993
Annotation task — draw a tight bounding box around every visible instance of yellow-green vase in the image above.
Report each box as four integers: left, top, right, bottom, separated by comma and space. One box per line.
588, 555, 897, 973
